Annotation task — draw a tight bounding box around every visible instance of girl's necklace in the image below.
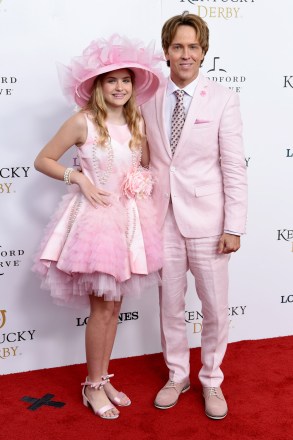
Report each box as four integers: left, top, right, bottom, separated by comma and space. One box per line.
92, 136, 114, 185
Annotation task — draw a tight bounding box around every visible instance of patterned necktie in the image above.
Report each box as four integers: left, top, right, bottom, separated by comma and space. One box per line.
170, 90, 185, 155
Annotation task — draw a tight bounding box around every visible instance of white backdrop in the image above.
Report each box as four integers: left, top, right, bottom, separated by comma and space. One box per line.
0, 0, 292, 375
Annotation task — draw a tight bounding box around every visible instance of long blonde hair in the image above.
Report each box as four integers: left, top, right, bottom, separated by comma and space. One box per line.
83, 70, 144, 150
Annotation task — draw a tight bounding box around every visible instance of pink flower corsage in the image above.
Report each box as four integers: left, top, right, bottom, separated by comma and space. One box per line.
122, 166, 154, 199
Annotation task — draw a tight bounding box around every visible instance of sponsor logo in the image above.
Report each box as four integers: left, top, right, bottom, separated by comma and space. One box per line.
281, 295, 293, 304
0, 245, 24, 276
0, 311, 36, 360
76, 311, 139, 327
286, 149, 293, 157
185, 310, 204, 333
0, 310, 6, 329
283, 76, 293, 88
118, 311, 139, 324
185, 305, 247, 333
76, 316, 89, 327
0, 330, 36, 344
245, 157, 251, 167
178, 0, 255, 20
277, 230, 293, 252
206, 57, 246, 93
72, 157, 80, 168
0, 76, 18, 96
0, 166, 30, 195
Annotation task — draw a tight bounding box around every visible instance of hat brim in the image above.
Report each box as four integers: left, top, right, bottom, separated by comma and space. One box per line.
75, 63, 160, 107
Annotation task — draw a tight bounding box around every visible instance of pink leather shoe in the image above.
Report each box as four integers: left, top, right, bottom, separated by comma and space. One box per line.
203, 387, 228, 420
154, 379, 190, 409
81, 377, 119, 420
102, 374, 131, 407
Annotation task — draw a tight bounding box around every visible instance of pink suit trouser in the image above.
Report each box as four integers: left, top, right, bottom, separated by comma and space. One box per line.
160, 203, 230, 387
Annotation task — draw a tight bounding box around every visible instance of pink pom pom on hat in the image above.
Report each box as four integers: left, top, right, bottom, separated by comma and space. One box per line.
57, 34, 165, 107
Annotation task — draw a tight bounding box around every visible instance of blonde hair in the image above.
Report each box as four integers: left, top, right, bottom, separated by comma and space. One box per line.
83, 70, 144, 150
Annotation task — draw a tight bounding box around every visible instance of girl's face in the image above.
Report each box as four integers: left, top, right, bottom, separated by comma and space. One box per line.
101, 69, 133, 109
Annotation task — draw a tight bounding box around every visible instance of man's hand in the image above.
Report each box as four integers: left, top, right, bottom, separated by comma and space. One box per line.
218, 233, 240, 254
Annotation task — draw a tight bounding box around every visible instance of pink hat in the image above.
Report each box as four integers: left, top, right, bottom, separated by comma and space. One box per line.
57, 34, 164, 107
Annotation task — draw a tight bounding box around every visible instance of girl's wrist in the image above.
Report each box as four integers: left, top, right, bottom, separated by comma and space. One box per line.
65, 169, 81, 185
63, 167, 74, 185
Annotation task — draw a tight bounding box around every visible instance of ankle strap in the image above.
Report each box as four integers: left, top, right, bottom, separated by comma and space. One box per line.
101, 373, 114, 382
81, 373, 114, 390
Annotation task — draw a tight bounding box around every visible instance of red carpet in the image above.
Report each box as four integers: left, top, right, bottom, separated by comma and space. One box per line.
0, 336, 292, 440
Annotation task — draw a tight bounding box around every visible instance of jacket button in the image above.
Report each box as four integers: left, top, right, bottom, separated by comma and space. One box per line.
170, 166, 176, 172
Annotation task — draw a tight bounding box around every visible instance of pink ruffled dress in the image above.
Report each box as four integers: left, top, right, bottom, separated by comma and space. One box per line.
33, 114, 162, 308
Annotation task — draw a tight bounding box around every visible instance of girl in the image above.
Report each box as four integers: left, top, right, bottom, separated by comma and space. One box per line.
33, 35, 163, 420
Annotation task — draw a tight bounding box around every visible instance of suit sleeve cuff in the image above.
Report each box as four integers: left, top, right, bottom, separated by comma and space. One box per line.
224, 229, 242, 236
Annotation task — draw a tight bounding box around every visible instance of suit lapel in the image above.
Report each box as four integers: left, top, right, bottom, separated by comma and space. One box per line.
155, 81, 173, 159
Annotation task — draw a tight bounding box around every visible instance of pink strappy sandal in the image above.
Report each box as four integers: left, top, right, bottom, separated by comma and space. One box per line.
81, 377, 119, 420
102, 373, 131, 407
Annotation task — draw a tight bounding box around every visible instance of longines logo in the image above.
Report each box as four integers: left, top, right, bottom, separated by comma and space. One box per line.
0, 166, 30, 195
0, 76, 18, 96
206, 57, 246, 93
118, 311, 139, 324
76, 311, 139, 327
0, 310, 36, 360
179, 0, 255, 20
0, 245, 24, 276
281, 295, 293, 304
286, 149, 293, 157
185, 305, 247, 333
283, 76, 293, 88
277, 230, 293, 252
72, 156, 81, 168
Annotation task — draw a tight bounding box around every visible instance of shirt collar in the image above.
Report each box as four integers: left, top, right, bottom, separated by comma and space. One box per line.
166, 75, 200, 97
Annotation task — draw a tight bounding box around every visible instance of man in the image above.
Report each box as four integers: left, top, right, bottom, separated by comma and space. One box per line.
141, 12, 247, 419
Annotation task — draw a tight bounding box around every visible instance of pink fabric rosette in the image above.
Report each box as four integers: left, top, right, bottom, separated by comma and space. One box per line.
122, 167, 154, 200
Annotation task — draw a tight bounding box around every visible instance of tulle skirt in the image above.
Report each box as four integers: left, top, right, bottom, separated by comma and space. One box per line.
32, 189, 162, 308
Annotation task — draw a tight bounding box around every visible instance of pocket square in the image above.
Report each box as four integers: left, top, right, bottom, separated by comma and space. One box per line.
194, 119, 211, 124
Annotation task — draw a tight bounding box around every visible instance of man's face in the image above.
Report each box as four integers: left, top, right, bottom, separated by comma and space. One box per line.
165, 25, 204, 88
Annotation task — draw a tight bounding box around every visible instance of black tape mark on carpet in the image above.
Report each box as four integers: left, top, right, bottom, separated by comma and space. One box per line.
21, 393, 65, 411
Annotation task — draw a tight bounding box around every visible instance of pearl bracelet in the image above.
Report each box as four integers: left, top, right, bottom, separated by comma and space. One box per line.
64, 167, 74, 185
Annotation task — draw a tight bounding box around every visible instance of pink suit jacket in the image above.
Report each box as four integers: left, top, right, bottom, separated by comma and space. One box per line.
141, 73, 248, 238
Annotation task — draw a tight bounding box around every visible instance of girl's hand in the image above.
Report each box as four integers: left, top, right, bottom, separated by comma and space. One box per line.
71, 171, 111, 207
